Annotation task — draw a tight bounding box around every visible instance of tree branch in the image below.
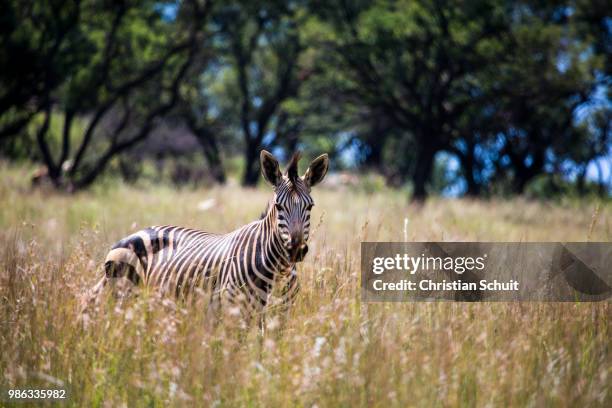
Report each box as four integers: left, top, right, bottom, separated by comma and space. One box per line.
58, 109, 74, 168
74, 39, 197, 189
70, 39, 193, 176
35, 102, 58, 180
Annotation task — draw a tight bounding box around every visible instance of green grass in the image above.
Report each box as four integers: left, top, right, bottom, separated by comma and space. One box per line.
0, 163, 610, 407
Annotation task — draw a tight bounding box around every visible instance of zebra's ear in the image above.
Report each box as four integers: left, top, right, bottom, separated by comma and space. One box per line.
304, 153, 329, 188
260, 150, 282, 187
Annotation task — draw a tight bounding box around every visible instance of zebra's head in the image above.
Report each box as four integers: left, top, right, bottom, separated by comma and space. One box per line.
260, 150, 329, 263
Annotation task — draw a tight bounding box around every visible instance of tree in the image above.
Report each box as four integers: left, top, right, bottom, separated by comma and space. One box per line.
174, 59, 227, 184
0, 0, 87, 140
29, 0, 211, 190
486, 1, 601, 194
310, 0, 513, 200
214, 0, 305, 186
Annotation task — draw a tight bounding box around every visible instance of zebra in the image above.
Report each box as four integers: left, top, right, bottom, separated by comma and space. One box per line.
83, 150, 329, 325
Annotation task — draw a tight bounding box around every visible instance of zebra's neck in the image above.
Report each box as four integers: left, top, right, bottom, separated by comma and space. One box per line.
257, 200, 292, 273
226, 201, 292, 304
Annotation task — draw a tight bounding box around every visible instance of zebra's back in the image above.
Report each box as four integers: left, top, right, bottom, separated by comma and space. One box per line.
104, 225, 228, 295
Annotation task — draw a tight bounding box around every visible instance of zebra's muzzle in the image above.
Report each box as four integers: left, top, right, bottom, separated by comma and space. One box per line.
289, 244, 308, 262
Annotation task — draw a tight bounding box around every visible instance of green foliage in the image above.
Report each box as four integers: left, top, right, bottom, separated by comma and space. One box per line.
1, 0, 208, 190
0, 0, 609, 199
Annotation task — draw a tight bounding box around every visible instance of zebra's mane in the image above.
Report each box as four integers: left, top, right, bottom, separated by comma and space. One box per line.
286, 152, 301, 182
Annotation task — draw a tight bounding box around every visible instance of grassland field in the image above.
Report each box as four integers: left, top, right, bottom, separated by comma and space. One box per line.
0, 163, 610, 407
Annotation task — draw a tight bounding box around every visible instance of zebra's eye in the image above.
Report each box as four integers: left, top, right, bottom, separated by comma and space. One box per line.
306, 204, 314, 211
275, 203, 283, 211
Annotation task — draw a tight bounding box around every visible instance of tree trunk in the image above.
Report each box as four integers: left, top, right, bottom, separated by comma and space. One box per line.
512, 164, 540, 194
411, 142, 437, 202
461, 149, 481, 197
35, 103, 61, 187
507, 146, 545, 195
276, 110, 301, 154
465, 176, 480, 196
204, 149, 226, 184
285, 133, 299, 155
363, 117, 387, 170
513, 175, 528, 195
192, 128, 226, 184
118, 155, 141, 184
576, 164, 588, 195
364, 137, 383, 170
512, 161, 542, 195
242, 140, 260, 186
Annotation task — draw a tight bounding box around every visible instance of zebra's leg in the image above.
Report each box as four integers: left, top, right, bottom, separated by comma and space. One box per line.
281, 270, 300, 327
79, 275, 108, 318
280, 269, 301, 312
204, 290, 223, 329
268, 269, 300, 330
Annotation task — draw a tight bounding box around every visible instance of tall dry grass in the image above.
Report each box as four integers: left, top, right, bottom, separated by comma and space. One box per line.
0, 164, 610, 407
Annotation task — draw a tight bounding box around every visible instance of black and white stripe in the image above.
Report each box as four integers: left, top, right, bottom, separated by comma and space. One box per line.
86, 151, 329, 322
